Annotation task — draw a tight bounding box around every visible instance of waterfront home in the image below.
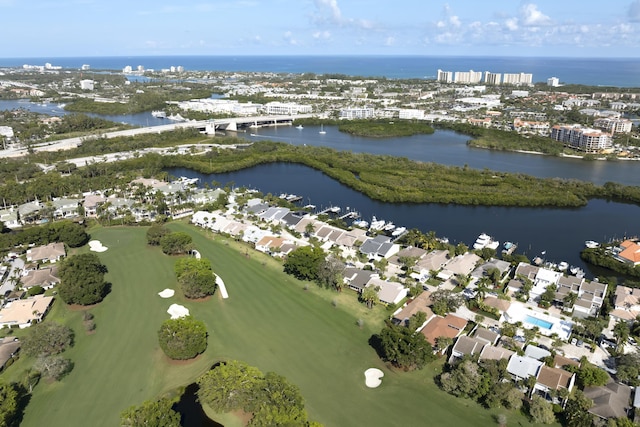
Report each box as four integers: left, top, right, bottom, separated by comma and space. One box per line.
420, 314, 467, 346
258, 207, 290, 223
26, 242, 66, 263
359, 235, 400, 260
0, 295, 54, 328
615, 239, 640, 265
415, 250, 450, 277
437, 253, 481, 279
470, 258, 511, 281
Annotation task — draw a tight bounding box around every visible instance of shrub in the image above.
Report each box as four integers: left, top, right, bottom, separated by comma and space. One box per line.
27, 286, 44, 296
158, 316, 207, 360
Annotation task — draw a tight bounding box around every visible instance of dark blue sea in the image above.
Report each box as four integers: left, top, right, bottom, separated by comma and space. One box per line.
1, 55, 639, 87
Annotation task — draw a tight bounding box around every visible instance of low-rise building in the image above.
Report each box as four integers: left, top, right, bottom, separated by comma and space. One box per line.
26, 242, 66, 263
0, 295, 54, 328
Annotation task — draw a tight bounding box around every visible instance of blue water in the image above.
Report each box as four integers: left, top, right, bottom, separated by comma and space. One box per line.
1, 55, 639, 87
525, 315, 554, 330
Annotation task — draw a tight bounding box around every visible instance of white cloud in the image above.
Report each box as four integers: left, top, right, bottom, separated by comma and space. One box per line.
449, 16, 461, 28
384, 36, 395, 46
283, 31, 298, 45
315, 0, 342, 22
630, 0, 640, 22
505, 18, 519, 31
312, 30, 331, 39
520, 3, 551, 26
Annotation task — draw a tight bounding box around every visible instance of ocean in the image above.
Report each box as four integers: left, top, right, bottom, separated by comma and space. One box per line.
1, 55, 639, 87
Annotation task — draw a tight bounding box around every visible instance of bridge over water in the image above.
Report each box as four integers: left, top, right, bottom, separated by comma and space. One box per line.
0, 114, 312, 158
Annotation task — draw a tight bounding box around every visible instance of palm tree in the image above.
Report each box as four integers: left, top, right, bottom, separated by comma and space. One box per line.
613, 319, 630, 351
361, 285, 380, 309
476, 277, 492, 301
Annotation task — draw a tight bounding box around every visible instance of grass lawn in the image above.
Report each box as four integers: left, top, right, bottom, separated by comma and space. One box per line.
3, 223, 557, 427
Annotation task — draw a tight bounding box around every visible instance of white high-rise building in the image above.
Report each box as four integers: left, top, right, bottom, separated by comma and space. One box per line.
484, 72, 502, 85
551, 124, 612, 153
437, 69, 453, 83
547, 77, 560, 87
503, 72, 533, 86
123, 65, 133, 73
454, 70, 483, 84
79, 80, 94, 91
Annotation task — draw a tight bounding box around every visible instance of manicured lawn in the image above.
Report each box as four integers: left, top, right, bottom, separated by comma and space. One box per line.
4, 224, 556, 427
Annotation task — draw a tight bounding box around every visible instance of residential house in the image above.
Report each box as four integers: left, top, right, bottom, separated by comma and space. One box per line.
438, 253, 481, 280
416, 250, 450, 277
83, 193, 106, 217
584, 379, 632, 420
343, 268, 377, 293
51, 197, 81, 219
20, 266, 60, 290
483, 296, 511, 315
478, 345, 515, 362
471, 258, 511, 280
0, 209, 20, 229
359, 235, 400, 260
0, 295, 54, 328
533, 365, 575, 401
615, 240, 640, 265
258, 207, 290, 223
392, 291, 434, 326
26, 242, 66, 263
449, 335, 488, 363
18, 200, 43, 224
365, 278, 408, 305
473, 327, 500, 345
524, 345, 551, 361
553, 354, 581, 370
255, 236, 287, 254
420, 314, 467, 346
609, 285, 640, 323
506, 354, 543, 382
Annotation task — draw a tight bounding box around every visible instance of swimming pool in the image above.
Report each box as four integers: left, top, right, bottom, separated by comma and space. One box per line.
525, 315, 553, 330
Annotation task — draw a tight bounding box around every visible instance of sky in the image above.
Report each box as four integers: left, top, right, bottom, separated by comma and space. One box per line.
2, 0, 640, 58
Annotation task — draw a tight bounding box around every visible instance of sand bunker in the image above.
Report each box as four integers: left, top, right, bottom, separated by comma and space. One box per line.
158, 289, 175, 298
364, 368, 384, 388
88, 240, 108, 252
216, 275, 229, 299
167, 304, 189, 319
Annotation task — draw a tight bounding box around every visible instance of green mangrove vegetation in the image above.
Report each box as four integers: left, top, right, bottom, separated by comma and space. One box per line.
4, 135, 640, 209
337, 119, 435, 137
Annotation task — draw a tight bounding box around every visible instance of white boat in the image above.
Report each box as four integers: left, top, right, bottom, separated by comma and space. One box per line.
369, 216, 386, 231
353, 219, 369, 228
167, 113, 186, 122
296, 125, 304, 129
473, 233, 491, 250
151, 110, 166, 118
558, 261, 569, 271
585, 240, 600, 248
319, 124, 326, 135
328, 206, 341, 213
383, 222, 396, 232
392, 227, 407, 237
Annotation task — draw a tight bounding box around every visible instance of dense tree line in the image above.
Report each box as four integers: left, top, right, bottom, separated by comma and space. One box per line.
581, 247, 640, 279
0, 221, 89, 252
374, 314, 435, 370
196, 360, 321, 427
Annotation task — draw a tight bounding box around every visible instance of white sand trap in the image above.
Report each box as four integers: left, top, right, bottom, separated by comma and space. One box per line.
215, 275, 229, 299
158, 289, 175, 298
364, 368, 384, 388
88, 240, 108, 252
167, 304, 189, 319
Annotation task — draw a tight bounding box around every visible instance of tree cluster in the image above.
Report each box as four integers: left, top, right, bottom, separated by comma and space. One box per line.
120, 397, 181, 427
58, 253, 109, 305
160, 232, 193, 255
375, 313, 435, 371
146, 224, 169, 246
430, 289, 465, 316
174, 257, 217, 299
197, 360, 319, 427
157, 316, 208, 360
0, 381, 20, 427
21, 322, 74, 381
283, 245, 326, 282
439, 358, 525, 411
